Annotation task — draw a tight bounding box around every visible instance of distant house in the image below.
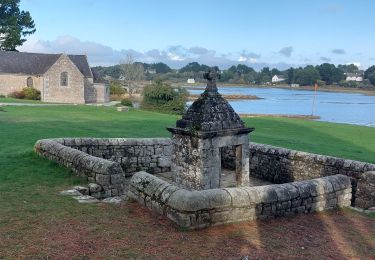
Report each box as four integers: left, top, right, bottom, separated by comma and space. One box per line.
345, 73, 363, 82
290, 83, 300, 88
272, 75, 285, 83
187, 78, 195, 84
0, 51, 109, 103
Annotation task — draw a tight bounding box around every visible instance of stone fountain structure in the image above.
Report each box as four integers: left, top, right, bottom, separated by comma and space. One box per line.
167, 67, 254, 190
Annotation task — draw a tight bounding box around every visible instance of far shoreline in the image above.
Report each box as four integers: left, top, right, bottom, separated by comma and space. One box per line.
177, 83, 375, 96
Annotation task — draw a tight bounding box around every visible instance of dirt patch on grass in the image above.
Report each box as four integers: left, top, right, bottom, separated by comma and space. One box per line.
1, 202, 374, 259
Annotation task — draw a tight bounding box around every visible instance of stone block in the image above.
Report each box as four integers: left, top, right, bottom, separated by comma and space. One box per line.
223, 188, 250, 208
168, 190, 210, 212
204, 189, 232, 208
89, 183, 102, 193
158, 156, 171, 168
95, 174, 110, 185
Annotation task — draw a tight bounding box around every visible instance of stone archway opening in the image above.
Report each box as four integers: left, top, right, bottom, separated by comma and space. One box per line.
219, 145, 243, 187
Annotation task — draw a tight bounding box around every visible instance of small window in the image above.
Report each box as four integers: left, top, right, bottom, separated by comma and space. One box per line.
60, 72, 68, 86
26, 77, 33, 87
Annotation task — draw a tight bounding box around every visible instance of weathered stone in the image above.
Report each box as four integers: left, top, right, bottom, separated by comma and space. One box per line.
60, 189, 82, 196
73, 195, 99, 203
89, 183, 102, 193
102, 196, 123, 204
72, 186, 89, 195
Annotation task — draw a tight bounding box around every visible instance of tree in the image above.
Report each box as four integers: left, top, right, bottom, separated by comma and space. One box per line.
338, 64, 359, 74
120, 54, 144, 96
368, 73, 375, 86
0, 0, 36, 51
286, 67, 295, 84
317, 63, 344, 85
295, 65, 320, 86
365, 66, 375, 79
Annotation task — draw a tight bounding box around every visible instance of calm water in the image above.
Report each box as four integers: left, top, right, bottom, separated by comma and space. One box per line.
188, 87, 375, 127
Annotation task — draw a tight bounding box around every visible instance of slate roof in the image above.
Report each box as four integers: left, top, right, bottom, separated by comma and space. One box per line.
0, 51, 92, 77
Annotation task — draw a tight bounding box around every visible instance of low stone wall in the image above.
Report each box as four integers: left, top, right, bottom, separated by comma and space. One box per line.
128, 171, 352, 229
59, 138, 172, 175
356, 171, 375, 209
223, 142, 375, 208
34, 138, 173, 198
35, 139, 125, 198
249, 143, 375, 183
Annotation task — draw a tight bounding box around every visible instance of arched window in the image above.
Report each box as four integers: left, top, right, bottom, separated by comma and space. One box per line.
60, 72, 68, 86
26, 77, 33, 87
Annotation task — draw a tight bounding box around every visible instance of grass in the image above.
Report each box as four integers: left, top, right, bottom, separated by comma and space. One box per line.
0, 105, 374, 258
0, 97, 44, 103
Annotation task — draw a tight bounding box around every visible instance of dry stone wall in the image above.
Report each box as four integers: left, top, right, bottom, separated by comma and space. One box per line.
34, 138, 173, 198
60, 138, 172, 175
128, 171, 352, 229
249, 143, 375, 183
35, 139, 125, 198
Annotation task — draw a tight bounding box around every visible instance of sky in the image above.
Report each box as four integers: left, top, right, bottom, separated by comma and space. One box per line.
18, 0, 375, 70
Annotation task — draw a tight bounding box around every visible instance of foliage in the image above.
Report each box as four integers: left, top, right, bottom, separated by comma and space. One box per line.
109, 81, 126, 96
338, 64, 360, 74
93, 61, 375, 87
21, 87, 41, 100
0, 0, 36, 50
142, 80, 188, 114
0, 94, 5, 98
120, 98, 133, 107
8, 87, 41, 100
143, 62, 172, 74
337, 80, 369, 88
365, 66, 375, 79
294, 66, 321, 86
317, 63, 344, 85
368, 73, 375, 86
179, 62, 210, 73
8, 90, 25, 99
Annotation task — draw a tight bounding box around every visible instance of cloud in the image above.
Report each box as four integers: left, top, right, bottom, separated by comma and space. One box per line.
18, 35, 126, 66
278, 46, 293, 57
320, 56, 331, 62
238, 50, 261, 63
17, 35, 301, 70
188, 46, 209, 55
323, 4, 343, 13
332, 49, 346, 55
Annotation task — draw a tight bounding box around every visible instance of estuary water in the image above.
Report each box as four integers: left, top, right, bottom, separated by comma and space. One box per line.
188, 86, 375, 127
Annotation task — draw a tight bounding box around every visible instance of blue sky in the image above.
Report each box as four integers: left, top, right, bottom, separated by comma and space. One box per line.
18, 0, 375, 69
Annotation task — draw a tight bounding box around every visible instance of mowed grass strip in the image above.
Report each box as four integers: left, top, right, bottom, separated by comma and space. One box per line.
0, 105, 374, 258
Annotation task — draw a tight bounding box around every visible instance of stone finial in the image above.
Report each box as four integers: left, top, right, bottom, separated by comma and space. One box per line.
203, 67, 220, 93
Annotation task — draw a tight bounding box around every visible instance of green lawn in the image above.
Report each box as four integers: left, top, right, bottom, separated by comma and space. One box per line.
0, 97, 44, 103
0, 105, 374, 258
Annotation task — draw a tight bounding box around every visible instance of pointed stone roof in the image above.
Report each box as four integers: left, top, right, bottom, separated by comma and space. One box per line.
175, 67, 246, 132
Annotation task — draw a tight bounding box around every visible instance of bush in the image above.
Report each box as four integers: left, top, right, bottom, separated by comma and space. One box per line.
0, 94, 5, 98
109, 81, 126, 96
142, 79, 188, 114
22, 87, 41, 100
8, 91, 25, 99
120, 98, 133, 107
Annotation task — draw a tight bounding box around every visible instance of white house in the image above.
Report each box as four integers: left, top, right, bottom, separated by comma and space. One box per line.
345, 73, 363, 82
187, 78, 195, 84
272, 75, 285, 83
